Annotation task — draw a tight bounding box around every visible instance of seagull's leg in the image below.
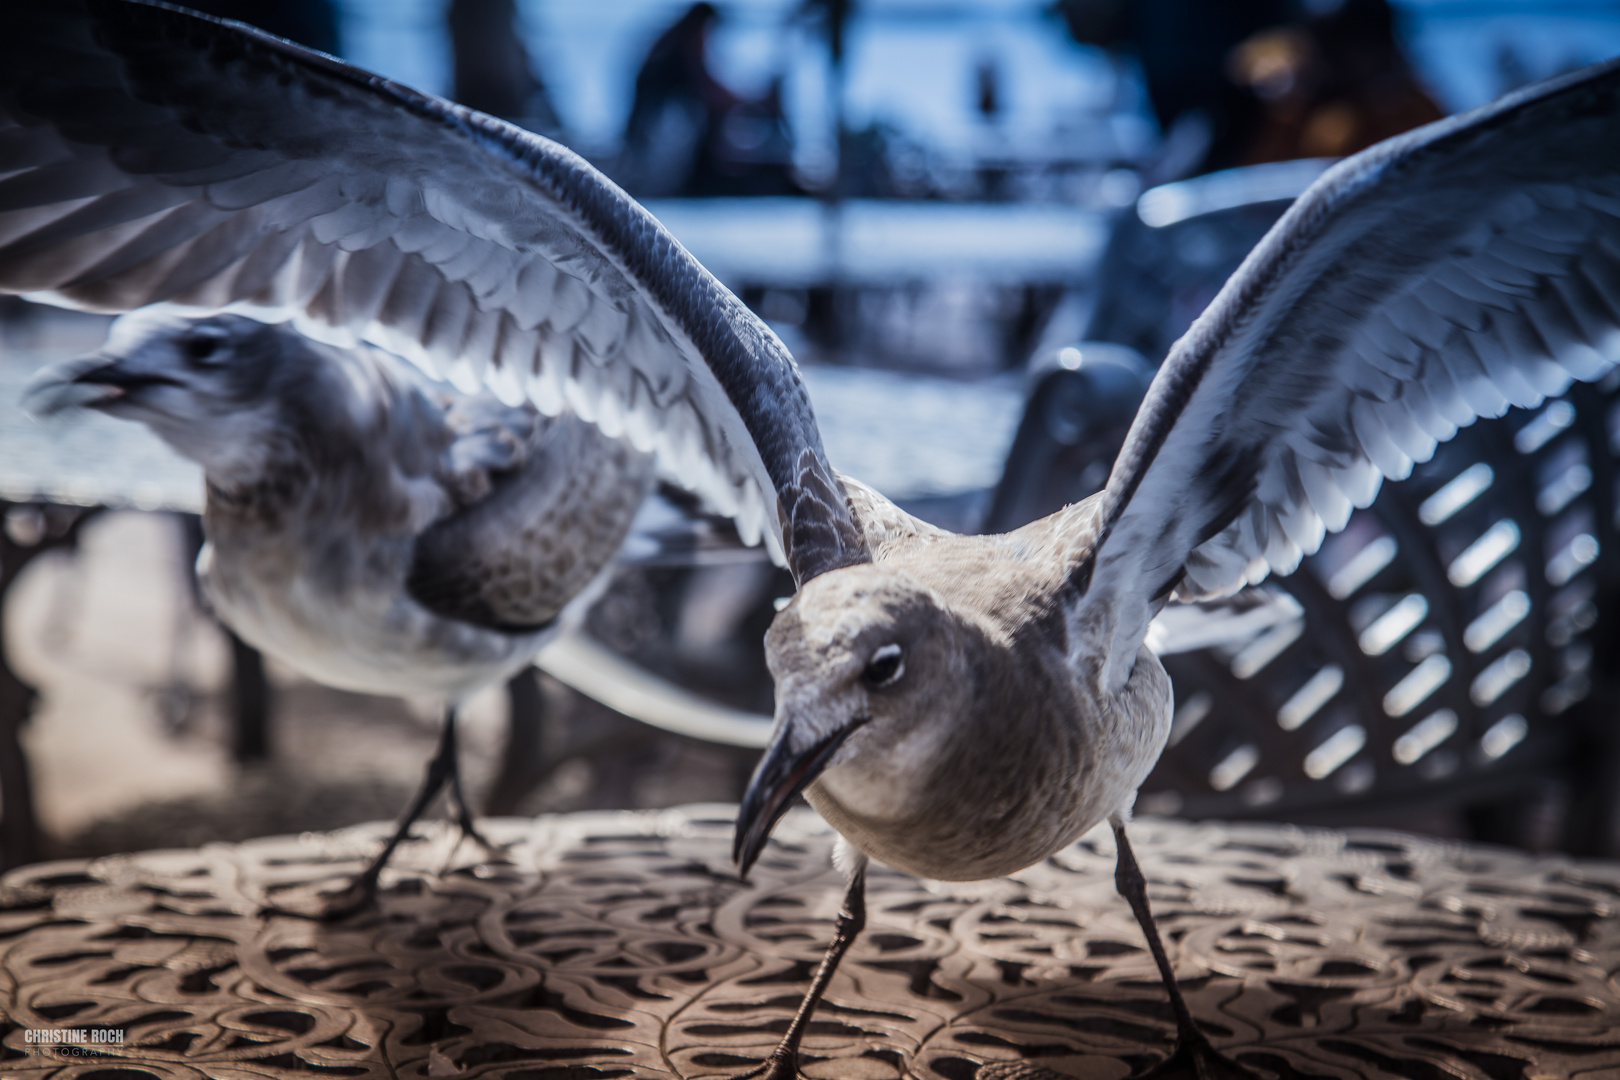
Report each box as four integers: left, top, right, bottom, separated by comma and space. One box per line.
444, 714, 503, 857
732, 858, 868, 1080
1110, 816, 1255, 1080
321, 708, 464, 916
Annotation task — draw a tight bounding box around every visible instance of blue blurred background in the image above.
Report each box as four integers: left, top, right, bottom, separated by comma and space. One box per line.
329, 1, 1620, 175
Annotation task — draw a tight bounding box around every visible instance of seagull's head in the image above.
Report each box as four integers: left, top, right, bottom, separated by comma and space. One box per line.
26, 310, 291, 474
734, 563, 977, 875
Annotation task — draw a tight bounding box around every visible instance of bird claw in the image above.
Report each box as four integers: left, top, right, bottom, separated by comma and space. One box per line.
312, 876, 382, 921
1137, 1035, 1259, 1080
269, 820, 508, 922
455, 820, 509, 860
260, 872, 381, 921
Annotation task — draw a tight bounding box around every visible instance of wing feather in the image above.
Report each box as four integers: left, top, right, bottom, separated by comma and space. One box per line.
0, 0, 866, 585
1076, 57, 1620, 691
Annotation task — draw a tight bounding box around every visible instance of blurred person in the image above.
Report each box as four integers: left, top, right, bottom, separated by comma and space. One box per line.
1056, 0, 1439, 176
449, 0, 564, 139
1228, 0, 1443, 163
620, 3, 736, 196
1056, 0, 1289, 175
619, 2, 800, 196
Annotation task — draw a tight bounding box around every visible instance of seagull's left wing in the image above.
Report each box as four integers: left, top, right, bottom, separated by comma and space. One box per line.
1075, 58, 1620, 692
0, 0, 868, 585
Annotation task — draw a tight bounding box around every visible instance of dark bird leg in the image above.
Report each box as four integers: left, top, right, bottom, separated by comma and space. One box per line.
446, 734, 502, 856
1111, 816, 1254, 1080
732, 858, 868, 1080
321, 707, 468, 917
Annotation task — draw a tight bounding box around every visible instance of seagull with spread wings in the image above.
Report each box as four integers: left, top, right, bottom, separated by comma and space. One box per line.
3, 4, 1620, 1076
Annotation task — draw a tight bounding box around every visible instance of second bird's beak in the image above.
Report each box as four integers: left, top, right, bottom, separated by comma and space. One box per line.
21, 354, 126, 418
23, 352, 184, 419
733, 717, 867, 877
70, 355, 181, 397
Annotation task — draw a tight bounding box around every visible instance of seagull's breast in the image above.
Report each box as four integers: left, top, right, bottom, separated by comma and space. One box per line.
199, 529, 551, 701
809, 641, 1172, 883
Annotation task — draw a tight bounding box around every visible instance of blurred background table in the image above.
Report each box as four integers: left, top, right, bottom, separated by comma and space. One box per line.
2, 805, 1619, 1080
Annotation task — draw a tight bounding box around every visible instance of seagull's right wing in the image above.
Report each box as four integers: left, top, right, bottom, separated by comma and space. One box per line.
0, 0, 868, 585
1071, 57, 1620, 693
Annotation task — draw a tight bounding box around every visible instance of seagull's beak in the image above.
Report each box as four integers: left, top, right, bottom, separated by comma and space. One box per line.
21, 353, 180, 419
733, 716, 867, 877
68, 355, 183, 401
22, 354, 115, 418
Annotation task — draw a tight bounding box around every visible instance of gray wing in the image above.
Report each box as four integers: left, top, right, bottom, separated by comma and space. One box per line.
1074, 58, 1620, 693
408, 404, 653, 631
0, 0, 866, 586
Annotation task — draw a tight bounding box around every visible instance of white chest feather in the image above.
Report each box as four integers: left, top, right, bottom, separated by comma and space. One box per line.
197, 539, 552, 701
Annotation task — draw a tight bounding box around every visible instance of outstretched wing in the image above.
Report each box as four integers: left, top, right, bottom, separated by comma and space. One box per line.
0, 0, 866, 585
1075, 58, 1620, 692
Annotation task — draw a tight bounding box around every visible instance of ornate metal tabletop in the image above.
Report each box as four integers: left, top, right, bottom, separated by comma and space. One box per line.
2, 806, 1618, 1080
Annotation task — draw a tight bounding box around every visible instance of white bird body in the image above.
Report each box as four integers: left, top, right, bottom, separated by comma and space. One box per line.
196, 512, 553, 702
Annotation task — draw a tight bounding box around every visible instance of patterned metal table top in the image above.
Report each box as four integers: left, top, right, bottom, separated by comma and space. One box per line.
2, 806, 1618, 1080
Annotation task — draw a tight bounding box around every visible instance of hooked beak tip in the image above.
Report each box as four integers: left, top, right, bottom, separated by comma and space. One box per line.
731, 717, 869, 881
731, 789, 775, 879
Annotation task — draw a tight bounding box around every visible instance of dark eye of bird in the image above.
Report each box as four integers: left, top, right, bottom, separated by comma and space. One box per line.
184, 335, 222, 363
863, 643, 904, 688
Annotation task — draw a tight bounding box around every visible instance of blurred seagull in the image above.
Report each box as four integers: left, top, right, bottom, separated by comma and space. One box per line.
4, 5, 1620, 1075
27, 310, 653, 913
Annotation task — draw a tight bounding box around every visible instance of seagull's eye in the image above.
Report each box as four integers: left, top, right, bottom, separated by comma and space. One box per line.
183, 334, 224, 364
862, 643, 905, 689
